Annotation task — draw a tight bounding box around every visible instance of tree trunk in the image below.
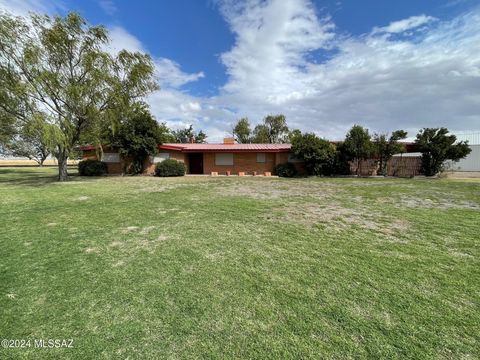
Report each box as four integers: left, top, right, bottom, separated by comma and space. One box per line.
57, 151, 68, 181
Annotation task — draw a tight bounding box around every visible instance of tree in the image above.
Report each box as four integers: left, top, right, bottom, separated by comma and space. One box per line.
372, 130, 407, 175
0, 12, 158, 180
415, 128, 471, 176
291, 132, 337, 175
107, 104, 163, 174
343, 125, 373, 176
172, 125, 207, 143
251, 114, 289, 143
5, 116, 52, 166
233, 117, 251, 143
264, 114, 289, 143
252, 124, 270, 143
287, 129, 302, 143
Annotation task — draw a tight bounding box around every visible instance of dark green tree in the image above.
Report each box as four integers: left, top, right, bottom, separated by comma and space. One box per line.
343, 125, 373, 176
0, 12, 158, 180
172, 125, 207, 143
108, 104, 163, 174
415, 128, 471, 176
251, 114, 289, 143
372, 130, 407, 175
291, 132, 337, 175
233, 117, 251, 143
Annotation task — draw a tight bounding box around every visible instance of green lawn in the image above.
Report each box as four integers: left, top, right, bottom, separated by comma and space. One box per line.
1, 167, 479, 359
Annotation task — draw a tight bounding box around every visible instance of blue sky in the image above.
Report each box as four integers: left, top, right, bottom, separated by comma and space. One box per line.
1, 0, 480, 141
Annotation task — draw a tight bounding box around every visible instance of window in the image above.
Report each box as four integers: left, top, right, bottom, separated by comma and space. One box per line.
288, 153, 302, 163
153, 152, 170, 163
215, 153, 233, 166
256, 153, 266, 163
101, 153, 120, 163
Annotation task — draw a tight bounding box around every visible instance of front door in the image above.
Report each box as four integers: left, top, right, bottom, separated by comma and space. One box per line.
188, 153, 204, 174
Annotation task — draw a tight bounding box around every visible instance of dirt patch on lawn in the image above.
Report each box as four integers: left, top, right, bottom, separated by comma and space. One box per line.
219, 180, 342, 200
266, 201, 411, 236
400, 197, 480, 210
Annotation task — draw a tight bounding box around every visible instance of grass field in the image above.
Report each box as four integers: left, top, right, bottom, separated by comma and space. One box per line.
1, 167, 479, 359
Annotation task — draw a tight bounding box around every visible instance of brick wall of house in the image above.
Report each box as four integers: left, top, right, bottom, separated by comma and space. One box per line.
203, 152, 277, 175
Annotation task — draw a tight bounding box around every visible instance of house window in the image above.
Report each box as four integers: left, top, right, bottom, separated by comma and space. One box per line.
102, 153, 120, 163
288, 153, 302, 163
256, 153, 266, 163
153, 152, 170, 163
215, 153, 233, 166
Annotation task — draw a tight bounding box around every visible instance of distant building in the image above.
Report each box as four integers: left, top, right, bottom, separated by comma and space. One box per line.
449, 132, 480, 172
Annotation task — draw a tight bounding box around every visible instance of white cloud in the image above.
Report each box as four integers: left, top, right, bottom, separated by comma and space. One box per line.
373, 15, 437, 34
2, 0, 480, 142
0, 0, 65, 16
99, 0, 117, 16
211, 0, 480, 140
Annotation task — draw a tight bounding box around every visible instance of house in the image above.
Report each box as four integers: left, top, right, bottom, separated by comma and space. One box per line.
80, 138, 302, 175
80, 137, 424, 176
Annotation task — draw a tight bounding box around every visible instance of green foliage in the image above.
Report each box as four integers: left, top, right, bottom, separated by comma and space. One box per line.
291, 132, 337, 175
233, 118, 251, 143
0, 12, 158, 180
252, 124, 270, 143
3, 115, 53, 166
108, 104, 162, 174
343, 125, 373, 175
415, 128, 471, 176
172, 125, 207, 143
78, 159, 107, 176
252, 114, 289, 143
372, 130, 407, 175
154, 159, 186, 177
274, 162, 297, 177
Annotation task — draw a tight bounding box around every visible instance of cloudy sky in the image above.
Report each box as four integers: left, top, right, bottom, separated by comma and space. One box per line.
1, 0, 480, 141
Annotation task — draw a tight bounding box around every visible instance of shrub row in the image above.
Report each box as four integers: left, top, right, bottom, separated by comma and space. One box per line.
78, 159, 108, 176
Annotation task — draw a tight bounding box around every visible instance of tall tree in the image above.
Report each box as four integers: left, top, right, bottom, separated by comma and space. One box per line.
264, 114, 289, 143
233, 117, 251, 143
343, 125, 373, 176
0, 12, 158, 180
5, 116, 52, 166
251, 114, 289, 143
252, 124, 270, 143
172, 125, 207, 143
291, 132, 337, 175
108, 104, 163, 174
415, 128, 471, 176
372, 130, 407, 175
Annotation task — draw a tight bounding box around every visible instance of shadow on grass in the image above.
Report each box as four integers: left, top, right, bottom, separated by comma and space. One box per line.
0, 167, 93, 187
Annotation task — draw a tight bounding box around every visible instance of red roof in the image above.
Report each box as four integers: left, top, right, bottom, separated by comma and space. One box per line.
158, 143, 291, 153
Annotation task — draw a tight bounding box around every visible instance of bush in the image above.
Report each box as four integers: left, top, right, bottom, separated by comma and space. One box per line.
155, 159, 186, 177
78, 159, 108, 176
274, 163, 297, 177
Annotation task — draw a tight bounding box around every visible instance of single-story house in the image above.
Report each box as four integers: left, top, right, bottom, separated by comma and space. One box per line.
80, 138, 423, 176
80, 138, 303, 175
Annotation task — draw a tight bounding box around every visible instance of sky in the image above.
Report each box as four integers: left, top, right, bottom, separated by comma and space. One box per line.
1, 0, 480, 141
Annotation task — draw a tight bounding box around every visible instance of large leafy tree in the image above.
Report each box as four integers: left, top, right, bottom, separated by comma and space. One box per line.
372, 130, 407, 175
0, 12, 158, 180
233, 117, 251, 143
172, 125, 207, 143
251, 114, 289, 143
4, 115, 52, 166
415, 128, 471, 176
343, 125, 373, 176
107, 104, 164, 174
291, 132, 337, 175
